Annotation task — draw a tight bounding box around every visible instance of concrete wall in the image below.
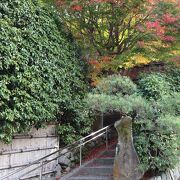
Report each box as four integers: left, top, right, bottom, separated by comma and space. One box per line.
0, 125, 59, 180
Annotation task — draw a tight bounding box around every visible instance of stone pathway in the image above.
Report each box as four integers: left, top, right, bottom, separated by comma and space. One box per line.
61, 144, 116, 180
60, 145, 180, 180
58, 148, 180, 180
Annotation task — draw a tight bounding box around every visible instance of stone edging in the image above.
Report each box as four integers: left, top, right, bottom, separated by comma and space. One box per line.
150, 165, 180, 180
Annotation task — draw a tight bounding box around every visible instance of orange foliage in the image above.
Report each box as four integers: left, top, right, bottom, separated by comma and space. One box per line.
70, 4, 83, 11
56, 0, 179, 86
89, 56, 113, 86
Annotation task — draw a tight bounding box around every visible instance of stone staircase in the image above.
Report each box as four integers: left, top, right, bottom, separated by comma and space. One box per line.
61, 144, 116, 180
60, 144, 180, 180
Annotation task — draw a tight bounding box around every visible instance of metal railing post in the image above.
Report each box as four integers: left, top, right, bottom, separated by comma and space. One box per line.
39, 161, 43, 180
80, 140, 83, 166
106, 128, 108, 149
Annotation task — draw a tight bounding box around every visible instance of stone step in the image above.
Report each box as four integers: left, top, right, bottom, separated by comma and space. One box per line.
109, 143, 116, 149
67, 176, 113, 180
72, 166, 113, 176
86, 157, 114, 167
61, 144, 116, 180
99, 150, 115, 158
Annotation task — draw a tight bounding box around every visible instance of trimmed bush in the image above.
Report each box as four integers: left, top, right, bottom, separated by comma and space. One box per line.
156, 92, 180, 116
94, 75, 137, 95
135, 73, 180, 173
138, 73, 171, 100
166, 67, 180, 92
0, 0, 90, 143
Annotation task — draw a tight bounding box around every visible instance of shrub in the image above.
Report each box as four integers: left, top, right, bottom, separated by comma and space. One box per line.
138, 73, 171, 100
94, 75, 137, 96
134, 89, 180, 173
134, 116, 179, 174
57, 99, 93, 144
158, 115, 180, 135
156, 92, 180, 116
0, 0, 90, 143
166, 67, 180, 92
87, 75, 179, 173
135, 75, 180, 173
134, 114, 180, 173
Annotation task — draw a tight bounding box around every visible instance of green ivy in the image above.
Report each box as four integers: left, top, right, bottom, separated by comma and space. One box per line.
0, 0, 90, 143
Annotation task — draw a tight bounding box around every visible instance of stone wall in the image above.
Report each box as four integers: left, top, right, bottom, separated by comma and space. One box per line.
0, 125, 59, 180
149, 166, 180, 180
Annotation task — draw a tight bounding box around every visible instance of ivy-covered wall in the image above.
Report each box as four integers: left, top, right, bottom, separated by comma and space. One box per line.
0, 0, 90, 143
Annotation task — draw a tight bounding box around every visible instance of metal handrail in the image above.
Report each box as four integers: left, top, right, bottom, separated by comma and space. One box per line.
0, 124, 114, 180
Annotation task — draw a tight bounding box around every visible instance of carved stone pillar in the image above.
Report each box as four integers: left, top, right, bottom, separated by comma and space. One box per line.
113, 116, 143, 180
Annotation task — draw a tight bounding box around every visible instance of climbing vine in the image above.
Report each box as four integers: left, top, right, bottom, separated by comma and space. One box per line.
0, 0, 91, 143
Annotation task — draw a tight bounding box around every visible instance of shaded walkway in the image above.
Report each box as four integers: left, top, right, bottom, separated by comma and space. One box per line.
61, 144, 116, 180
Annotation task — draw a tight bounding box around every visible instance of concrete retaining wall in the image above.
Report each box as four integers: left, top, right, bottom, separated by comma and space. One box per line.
150, 165, 180, 180
0, 125, 59, 180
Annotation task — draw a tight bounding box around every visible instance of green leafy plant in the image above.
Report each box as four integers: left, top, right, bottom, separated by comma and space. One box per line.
134, 73, 180, 174
57, 100, 93, 144
156, 92, 180, 116
137, 73, 172, 100
134, 114, 180, 173
93, 75, 137, 96
165, 67, 180, 92
86, 75, 180, 174
0, 0, 90, 143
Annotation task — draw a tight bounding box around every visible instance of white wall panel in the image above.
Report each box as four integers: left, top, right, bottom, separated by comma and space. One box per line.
0, 125, 59, 179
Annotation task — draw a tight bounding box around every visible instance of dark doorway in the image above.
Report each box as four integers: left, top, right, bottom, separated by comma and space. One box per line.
103, 112, 121, 127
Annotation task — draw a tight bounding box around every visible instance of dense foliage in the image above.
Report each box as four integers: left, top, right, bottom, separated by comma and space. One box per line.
86, 74, 180, 173
56, 0, 179, 56
138, 67, 180, 100
166, 67, 180, 92
138, 73, 171, 100
0, 0, 91, 143
93, 75, 137, 95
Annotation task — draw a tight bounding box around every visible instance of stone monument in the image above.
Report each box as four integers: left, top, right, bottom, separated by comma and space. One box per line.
113, 116, 143, 180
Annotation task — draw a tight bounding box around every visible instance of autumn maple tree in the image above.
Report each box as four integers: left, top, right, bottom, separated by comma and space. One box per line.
54, 0, 179, 85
